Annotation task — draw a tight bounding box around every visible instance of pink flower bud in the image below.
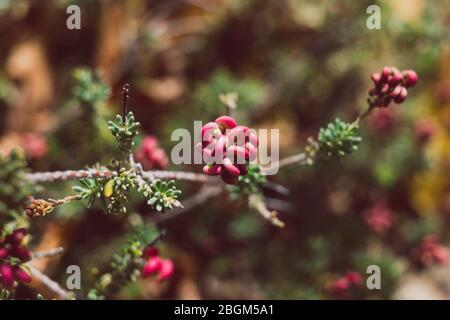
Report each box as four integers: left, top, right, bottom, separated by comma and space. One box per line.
393, 87, 408, 103
215, 116, 237, 132
226, 145, 249, 163
371, 72, 381, 84
223, 158, 241, 176
0, 264, 14, 289
203, 164, 222, 175
14, 266, 32, 283
381, 67, 391, 80
389, 85, 402, 98
402, 70, 418, 88
158, 259, 174, 282
142, 246, 159, 258
142, 256, 162, 278
389, 69, 403, 86
245, 142, 258, 161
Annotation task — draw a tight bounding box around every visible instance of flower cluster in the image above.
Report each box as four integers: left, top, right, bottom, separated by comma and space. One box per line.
199, 116, 258, 185
413, 235, 449, 267
0, 228, 32, 289
135, 135, 169, 170
141, 246, 174, 282
368, 67, 418, 108
363, 201, 393, 234
328, 271, 362, 296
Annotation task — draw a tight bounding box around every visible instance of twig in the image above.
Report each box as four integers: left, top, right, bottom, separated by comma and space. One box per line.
25, 169, 116, 183
32, 247, 65, 260
27, 264, 71, 299
248, 194, 285, 228
262, 180, 290, 196
150, 182, 223, 224
141, 169, 209, 182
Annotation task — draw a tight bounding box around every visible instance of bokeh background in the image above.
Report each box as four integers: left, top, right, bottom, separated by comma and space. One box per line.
1, 0, 450, 299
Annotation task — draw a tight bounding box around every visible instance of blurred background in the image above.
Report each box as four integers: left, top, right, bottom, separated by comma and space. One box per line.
1, 0, 450, 299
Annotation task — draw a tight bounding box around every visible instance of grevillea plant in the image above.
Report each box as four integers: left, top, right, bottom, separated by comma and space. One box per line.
0, 66, 418, 299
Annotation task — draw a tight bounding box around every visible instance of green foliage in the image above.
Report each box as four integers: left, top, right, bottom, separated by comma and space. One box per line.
108, 112, 140, 158
88, 224, 161, 299
0, 289, 10, 300
140, 179, 182, 212
318, 118, 362, 157
73, 178, 105, 208
193, 69, 264, 116
72, 68, 110, 107
0, 150, 38, 221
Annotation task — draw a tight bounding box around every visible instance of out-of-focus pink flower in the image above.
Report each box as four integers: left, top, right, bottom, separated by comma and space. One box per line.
345, 271, 362, 285
363, 202, 393, 234
22, 133, 48, 159
414, 119, 436, 145
368, 107, 397, 133
414, 235, 449, 267
135, 135, 169, 170
328, 277, 349, 294
328, 271, 362, 297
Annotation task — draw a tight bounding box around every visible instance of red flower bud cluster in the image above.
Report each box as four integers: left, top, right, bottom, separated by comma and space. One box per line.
135, 135, 169, 170
413, 235, 449, 267
369, 67, 418, 108
199, 116, 258, 185
141, 246, 174, 282
363, 201, 393, 234
328, 271, 362, 296
0, 228, 32, 289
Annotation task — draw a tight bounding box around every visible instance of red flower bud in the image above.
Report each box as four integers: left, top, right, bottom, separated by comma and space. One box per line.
7, 228, 27, 245
158, 259, 174, 282
142, 246, 159, 258
14, 266, 32, 283
221, 170, 239, 185
142, 256, 162, 277
381, 67, 391, 81
0, 248, 9, 260
0, 263, 14, 289
402, 70, 418, 88
215, 116, 237, 132
203, 164, 222, 175
11, 245, 31, 262
371, 72, 381, 84
393, 87, 408, 103
223, 158, 241, 176
389, 85, 402, 98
